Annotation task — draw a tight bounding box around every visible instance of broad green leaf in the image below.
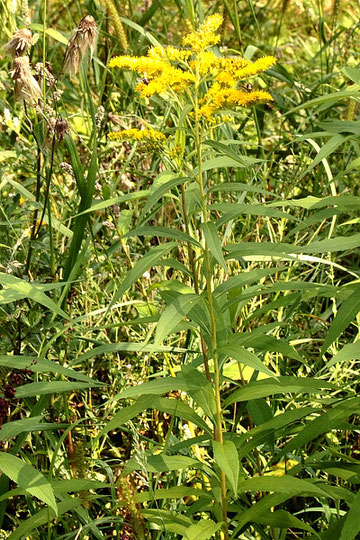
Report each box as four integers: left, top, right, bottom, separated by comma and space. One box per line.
202, 222, 227, 272
0, 454, 57, 514
51, 479, 108, 493
123, 453, 202, 476
211, 203, 295, 226
214, 266, 286, 297
198, 155, 261, 173
7, 499, 82, 540
225, 333, 301, 361
321, 287, 360, 355
340, 489, 360, 540
63, 135, 98, 281
184, 520, 223, 540
154, 293, 202, 346
30, 24, 68, 44
213, 440, 240, 495
299, 135, 347, 179
110, 375, 187, 401
0, 417, 63, 441
256, 510, 317, 535
0, 355, 94, 383
224, 376, 334, 407
135, 486, 212, 503
154, 397, 212, 433
209, 182, 277, 198
326, 342, 360, 370
343, 66, 360, 84
0, 273, 68, 319
276, 398, 360, 460
110, 242, 176, 305
182, 365, 216, 420
141, 176, 189, 217
77, 341, 189, 363
124, 226, 202, 248
237, 476, 329, 497
219, 344, 277, 379
75, 191, 150, 217
15, 381, 97, 398
287, 90, 360, 114
100, 395, 156, 437
141, 508, 192, 535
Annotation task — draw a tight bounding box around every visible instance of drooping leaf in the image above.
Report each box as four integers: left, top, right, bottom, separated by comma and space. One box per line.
0, 454, 57, 514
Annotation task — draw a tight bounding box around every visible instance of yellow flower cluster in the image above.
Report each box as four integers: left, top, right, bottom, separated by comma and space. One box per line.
108, 13, 276, 119
108, 53, 195, 98
198, 84, 273, 120
215, 56, 277, 85
182, 13, 223, 52
148, 46, 192, 63
108, 129, 166, 142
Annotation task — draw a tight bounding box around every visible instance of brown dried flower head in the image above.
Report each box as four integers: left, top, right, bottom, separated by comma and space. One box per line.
35, 61, 56, 88
9, 56, 42, 102
62, 15, 97, 75
3, 28, 32, 58
44, 117, 70, 147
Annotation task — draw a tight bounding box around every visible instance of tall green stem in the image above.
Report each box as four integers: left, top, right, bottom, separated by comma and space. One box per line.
194, 69, 229, 539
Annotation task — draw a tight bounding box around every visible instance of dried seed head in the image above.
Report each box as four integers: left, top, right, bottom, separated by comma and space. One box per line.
62, 15, 97, 75
44, 117, 69, 148
54, 118, 70, 141
35, 61, 56, 87
3, 28, 32, 57
9, 56, 42, 102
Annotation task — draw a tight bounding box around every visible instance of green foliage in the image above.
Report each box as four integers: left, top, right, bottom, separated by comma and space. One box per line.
0, 0, 360, 538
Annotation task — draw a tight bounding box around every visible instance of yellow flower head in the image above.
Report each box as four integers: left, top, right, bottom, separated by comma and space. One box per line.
199, 83, 273, 120
182, 13, 223, 52
108, 129, 166, 143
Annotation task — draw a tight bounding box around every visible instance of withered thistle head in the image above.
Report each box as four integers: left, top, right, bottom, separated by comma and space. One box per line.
10, 56, 42, 103
3, 28, 32, 58
62, 15, 97, 75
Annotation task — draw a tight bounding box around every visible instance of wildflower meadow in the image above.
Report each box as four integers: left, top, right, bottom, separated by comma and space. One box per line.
0, 1, 360, 538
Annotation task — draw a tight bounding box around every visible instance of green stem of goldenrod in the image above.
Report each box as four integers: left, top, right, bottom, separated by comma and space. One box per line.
194, 68, 229, 539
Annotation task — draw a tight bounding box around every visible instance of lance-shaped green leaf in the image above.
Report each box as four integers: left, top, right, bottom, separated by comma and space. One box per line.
124, 226, 202, 248
340, 489, 360, 540
154, 293, 202, 346
0, 273, 68, 319
184, 520, 223, 540
321, 288, 360, 356
0, 454, 57, 514
224, 376, 334, 407
110, 242, 176, 306
219, 344, 277, 379
202, 221, 227, 272
213, 440, 240, 495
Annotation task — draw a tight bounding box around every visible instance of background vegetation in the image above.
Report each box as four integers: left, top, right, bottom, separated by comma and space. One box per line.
0, 0, 360, 538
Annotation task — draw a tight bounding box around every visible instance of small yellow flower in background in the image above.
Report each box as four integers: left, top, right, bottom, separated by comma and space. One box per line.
108, 128, 166, 143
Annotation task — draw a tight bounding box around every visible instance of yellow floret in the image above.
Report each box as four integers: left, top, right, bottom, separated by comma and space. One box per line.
182, 13, 223, 52
108, 129, 166, 142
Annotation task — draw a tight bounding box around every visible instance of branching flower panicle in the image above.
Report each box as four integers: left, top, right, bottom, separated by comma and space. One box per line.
109, 13, 276, 120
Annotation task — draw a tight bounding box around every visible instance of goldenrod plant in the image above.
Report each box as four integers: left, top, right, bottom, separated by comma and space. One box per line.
1, 1, 360, 538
